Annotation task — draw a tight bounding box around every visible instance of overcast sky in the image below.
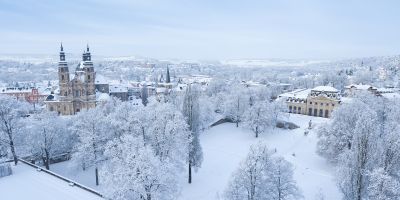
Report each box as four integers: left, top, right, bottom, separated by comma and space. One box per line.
0, 0, 399, 60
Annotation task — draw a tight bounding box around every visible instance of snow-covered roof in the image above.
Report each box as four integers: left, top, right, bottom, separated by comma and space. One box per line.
311, 86, 338, 93
109, 85, 128, 93
278, 89, 311, 100
345, 84, 376, 90
0, 87, 32, 94
95, 74, 109, 84
0, 162, 103, 200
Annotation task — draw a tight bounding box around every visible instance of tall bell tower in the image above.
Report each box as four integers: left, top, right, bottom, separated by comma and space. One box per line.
58, 43, 70, 98
82, 44, 96, 99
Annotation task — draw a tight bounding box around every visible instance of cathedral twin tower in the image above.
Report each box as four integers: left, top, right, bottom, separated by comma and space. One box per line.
45, 44, 96, 115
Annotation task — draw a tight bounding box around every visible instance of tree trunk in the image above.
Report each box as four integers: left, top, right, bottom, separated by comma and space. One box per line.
188, 162, 192, 184
95, 167, 99, 186
9, 140, 18, 165
255, 126, 258, 138
44, 149, 50, 170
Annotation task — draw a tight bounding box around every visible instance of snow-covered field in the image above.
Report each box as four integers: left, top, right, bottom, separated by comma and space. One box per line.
46, 114, 340, 200
0, 162, 103, 200
179, 114, 340, 200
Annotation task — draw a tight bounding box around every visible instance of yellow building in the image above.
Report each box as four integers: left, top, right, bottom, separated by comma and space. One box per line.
279, 86, 341, 118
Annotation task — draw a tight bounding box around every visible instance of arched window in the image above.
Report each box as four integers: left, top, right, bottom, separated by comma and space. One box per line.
293, 106, 297, 114
298, 107, 301, 114
289, 106, 292, 113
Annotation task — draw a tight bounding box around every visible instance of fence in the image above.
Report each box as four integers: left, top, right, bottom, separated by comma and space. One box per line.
0, 163, 12, 178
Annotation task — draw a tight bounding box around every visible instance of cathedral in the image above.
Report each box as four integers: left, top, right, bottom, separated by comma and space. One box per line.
45, 44, 96, 115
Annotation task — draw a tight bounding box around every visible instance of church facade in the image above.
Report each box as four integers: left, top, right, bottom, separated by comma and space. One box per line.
45, 44, 96, 115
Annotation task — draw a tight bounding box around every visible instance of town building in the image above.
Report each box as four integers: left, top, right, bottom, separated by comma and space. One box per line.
279, 86, 341, 118
45, 44, 96, 115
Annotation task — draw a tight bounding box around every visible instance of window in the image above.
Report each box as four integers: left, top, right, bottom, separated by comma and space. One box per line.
293, 106, 297, 114
332, 103, 335, 106
326, 103, 329, 106
289, 106, 292, 113
319, 109, 323, 117
64, 91, 67, 96
325, 110, 329, 118
320, 103, 323, 106
75, 90, 80, 97
61, 75, 64, 80
298, 107, 301, 113
314, 109, 318, 116
88, 75, 90, 80
50, 106, 54, 111
309, 102, 312, 105
315, 102, 317, 105
308, 108, 312, 116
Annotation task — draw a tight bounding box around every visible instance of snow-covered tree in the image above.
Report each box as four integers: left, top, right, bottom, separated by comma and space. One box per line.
0, 95, 29, 165
102, 135, 180, 200
27, 111, 69, 169
72, 107, 110, 186
336, 105, 378, 200
368, 168, 400, 200
223, 84, 248, 127
182, 83, 203, 184
243, 100, 279, 138
224, 143, 300, 200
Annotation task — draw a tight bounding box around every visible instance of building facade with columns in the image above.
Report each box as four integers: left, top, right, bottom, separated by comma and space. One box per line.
279, 86, 341, 118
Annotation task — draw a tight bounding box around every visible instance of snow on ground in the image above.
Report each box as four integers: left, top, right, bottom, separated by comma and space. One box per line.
179, 114, 341, 200
47, 114, 341, 200
0, 162, 103, 200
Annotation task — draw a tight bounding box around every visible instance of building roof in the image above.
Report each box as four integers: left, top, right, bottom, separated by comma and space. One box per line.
0, 162, 103, 200
345, 84, 376, 90
311, 86, 338, 93
278, 89, 311, 100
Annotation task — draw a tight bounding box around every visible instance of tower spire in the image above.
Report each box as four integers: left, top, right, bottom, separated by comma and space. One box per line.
86, 43, 90, 52
60, 42, 64, 52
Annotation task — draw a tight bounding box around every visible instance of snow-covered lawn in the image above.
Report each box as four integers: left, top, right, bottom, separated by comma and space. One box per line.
179, 114, 341, 200
48, 114, 341, 199
0, 162, 103, 200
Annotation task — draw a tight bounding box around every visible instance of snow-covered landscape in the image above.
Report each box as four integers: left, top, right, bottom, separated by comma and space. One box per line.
1, 1, 400, 200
